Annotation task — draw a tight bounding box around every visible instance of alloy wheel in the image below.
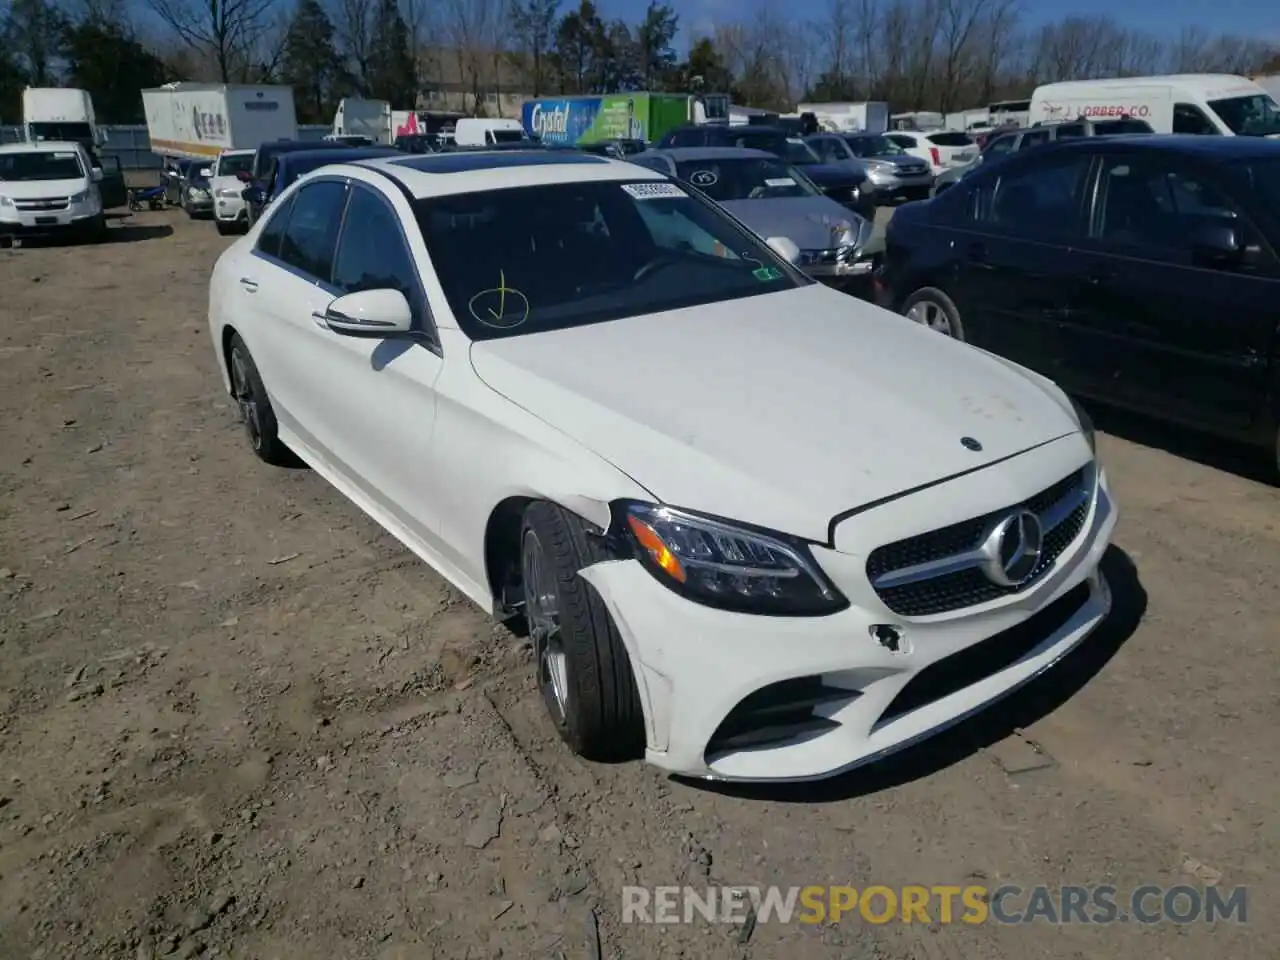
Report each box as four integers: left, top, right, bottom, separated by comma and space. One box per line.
229, 348, 262, 451
906, 299, 954, 336
521, 529, 569, 723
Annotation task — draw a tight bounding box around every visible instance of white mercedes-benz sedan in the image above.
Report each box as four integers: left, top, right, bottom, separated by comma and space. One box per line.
207, 149, 1118, 783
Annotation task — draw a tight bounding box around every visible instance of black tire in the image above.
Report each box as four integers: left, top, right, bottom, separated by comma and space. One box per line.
901, 286, 965, 341
89, 214, 109, 243
215, 219, 235, 236
519, 501, 644, 762
227, 334, 294, 467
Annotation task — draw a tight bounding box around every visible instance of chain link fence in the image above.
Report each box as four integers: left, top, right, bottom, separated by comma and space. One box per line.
0, 124, 332, 171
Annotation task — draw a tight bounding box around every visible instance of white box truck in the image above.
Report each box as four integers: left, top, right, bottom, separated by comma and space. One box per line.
142, 83, 298, 160
1030, 74, 1280, 136
23, 88, 101, 148
332, 98, 394, 144
797, 101, 889, 134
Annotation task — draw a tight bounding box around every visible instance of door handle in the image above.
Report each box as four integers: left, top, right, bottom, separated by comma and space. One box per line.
1086, 266, 1115, 286
965, 241, 987, 261
239, 277, 258, 293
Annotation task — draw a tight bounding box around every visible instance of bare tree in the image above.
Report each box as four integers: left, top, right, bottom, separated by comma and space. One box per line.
447, 0, 502, 114
146, 0, 276, 82
335, 0, 377, 92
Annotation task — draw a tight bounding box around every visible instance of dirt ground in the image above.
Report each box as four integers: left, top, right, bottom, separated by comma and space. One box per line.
1, 208, 1277, 960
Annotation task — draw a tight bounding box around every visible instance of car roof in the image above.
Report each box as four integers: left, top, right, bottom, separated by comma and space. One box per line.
641, 146, 776, 162
257, 140, 326, 154
343, 150, 665, 198
0, 140, 86, 154
1029, 134, 1280, 162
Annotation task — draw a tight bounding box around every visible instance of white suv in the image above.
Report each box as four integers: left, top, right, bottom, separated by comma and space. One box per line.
206, 151, 1118, 783
0, 141, 105, 245
211, 148, 255, 235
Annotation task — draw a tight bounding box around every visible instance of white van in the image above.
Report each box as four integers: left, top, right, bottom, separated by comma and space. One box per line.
0, 140, 106, 246
452, 117, 528, 147
1030, 74, 1280, 137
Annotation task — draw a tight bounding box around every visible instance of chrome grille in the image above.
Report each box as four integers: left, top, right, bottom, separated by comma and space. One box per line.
866, 467, 1093, 617
14, 197, 69, 211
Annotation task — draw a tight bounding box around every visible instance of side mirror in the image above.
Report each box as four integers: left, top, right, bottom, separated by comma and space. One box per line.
766, 236, 802, 266
320, 289, 413, 337
1190, 221, 1244, 265
235, 170, 252, 183
90, 167, 104, 183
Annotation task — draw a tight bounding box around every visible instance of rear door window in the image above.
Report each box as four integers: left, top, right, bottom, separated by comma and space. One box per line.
1055, 123, 1087, 140
1019, 129, 1051, 150
928, 132, 973, 147
975, 152, 1093, 240
277, 180, 349, 282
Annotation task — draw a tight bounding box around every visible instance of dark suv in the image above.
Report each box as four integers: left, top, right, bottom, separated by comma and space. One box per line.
877, 135, 1280, 471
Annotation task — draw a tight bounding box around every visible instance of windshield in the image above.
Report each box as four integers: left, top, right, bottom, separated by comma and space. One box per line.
414, 180, 805, 340
27, 122, 93, 142
1207, 94, 1280, 137
674, 157, 819, 202
0, 149, 85, 181
490, 129, 526, 144
843, 135, 905, 158
216, 153, 253, 177
782, 138, 821, 165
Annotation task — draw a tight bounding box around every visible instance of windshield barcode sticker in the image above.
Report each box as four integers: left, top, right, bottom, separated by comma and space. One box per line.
621, 182, 687, 200
764, 177, 796, 188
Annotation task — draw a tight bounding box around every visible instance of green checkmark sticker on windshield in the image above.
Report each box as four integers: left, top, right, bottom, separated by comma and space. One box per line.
753, 266, 783, 281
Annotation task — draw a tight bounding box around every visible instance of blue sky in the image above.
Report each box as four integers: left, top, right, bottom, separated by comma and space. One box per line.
598, 0, 1278, 51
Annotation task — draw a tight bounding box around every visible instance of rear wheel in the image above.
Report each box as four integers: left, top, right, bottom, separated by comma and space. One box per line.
519, 502, 644, 762
227, 334, 294, 467
902, 286, 964, 341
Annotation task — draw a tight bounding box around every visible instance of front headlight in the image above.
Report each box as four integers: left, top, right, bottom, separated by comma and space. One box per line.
0, 195, 14, 208
616, 502, 848, 616
1070, 397, 1096, 456
216, 187, 240, 198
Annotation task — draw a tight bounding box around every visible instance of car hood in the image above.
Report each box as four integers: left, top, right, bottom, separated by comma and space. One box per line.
0, 177, 88, 199
468, 285, 1078, 543
720, 197, 867, 251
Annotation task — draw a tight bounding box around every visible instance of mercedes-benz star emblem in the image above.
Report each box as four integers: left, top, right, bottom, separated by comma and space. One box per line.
979, 509, 1044, 587
961, 436, 982, 451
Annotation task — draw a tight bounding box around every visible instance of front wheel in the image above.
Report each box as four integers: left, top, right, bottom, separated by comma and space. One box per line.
520, 502, 644, 762
901, 286, 965, 341
215, 219, 235, 236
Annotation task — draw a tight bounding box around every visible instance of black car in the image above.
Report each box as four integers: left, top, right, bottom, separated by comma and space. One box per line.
242, 140, 350, 225
656, 124, 874, 218
240, 146, 401, 224
877, 135, 1280, 470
